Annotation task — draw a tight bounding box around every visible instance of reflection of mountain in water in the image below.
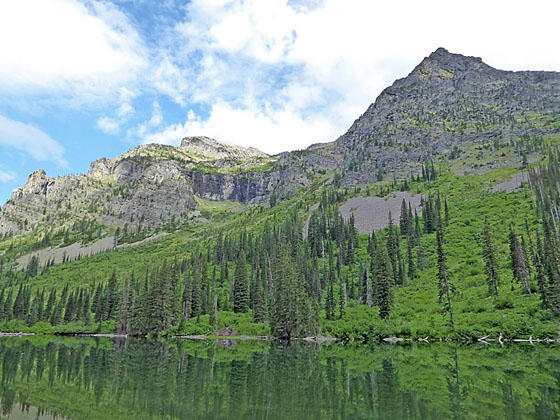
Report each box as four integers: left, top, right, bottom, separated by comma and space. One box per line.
0, 337, 558, 419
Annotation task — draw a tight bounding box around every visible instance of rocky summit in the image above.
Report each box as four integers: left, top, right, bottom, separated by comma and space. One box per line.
286, 48, 560, 185
0, 138, 282, 235
1, 48, 559, 236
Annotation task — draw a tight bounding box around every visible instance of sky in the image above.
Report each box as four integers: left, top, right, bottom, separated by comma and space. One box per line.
0, 0, 559, 204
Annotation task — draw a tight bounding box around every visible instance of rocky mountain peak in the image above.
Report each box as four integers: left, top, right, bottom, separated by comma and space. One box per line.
409, 47, 490, 82
328, 47, 560, 188
1, 48, 558, 237
27, 169, 47, 181
180, 136, 268, 160
22, 170, 52, 193
3, 169, 55, 210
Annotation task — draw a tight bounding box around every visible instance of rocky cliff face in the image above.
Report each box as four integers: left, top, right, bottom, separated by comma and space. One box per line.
0, 138, 286, 235
179, 136, 268, 160
287, 48, 560, 184
1, 48, 559, 236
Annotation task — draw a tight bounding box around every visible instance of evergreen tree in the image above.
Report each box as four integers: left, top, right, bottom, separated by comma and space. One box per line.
209, 267, 218, 329
182, 271, 193, 321
130, 274, 150, 335
106, 269, 119, 319
146, 262, 177, 335
117, 273, 134, 334
414, 210, 422, 244
26, 256, 39, 278
386, 213, 400, 285
93, 284, 105, 323
81, 290, 90, 324
27, 289, 41, 325
325, 280, 335, 320
63, 292, 75, 323
37, 289, 45, 322
338, 277, 346, 319
481, 218, 500, 297
12, 284, 24, 319
191, 268, 201, 318
399, 199, 409, 237
509, 225, 531, 294
233, 251, 249, 313
252, 273, 267, 323
270, 249, 298, 338
416, 240, 425, 272
45, 289, 56, 323
437, 228, 454, 330
3, 290, 12, 321
374, 245, 392, 320
407, 238, 415, 280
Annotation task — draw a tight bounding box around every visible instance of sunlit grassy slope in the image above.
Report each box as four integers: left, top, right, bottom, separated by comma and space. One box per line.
0, 161, 557, 339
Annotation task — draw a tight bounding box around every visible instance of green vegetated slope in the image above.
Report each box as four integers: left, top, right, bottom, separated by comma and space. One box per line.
324, 166, 553, 339
0, 337, 558, 420
0, 48, 559, 340
0, 150, 558, 340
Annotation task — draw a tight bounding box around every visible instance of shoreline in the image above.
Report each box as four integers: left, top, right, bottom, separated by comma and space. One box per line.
170, 334, 558, 344
0, 332, 557, 344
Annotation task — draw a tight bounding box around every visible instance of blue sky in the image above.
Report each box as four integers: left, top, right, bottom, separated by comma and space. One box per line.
0, 0, 559, 205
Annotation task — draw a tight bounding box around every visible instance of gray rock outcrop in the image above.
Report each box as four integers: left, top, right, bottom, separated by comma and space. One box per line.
1, 48, 559, 237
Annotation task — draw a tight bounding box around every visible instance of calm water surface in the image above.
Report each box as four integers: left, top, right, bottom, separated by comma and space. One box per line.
0, 337, 558, 419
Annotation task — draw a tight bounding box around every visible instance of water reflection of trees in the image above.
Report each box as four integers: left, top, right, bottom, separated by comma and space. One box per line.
0, 339, 557, 420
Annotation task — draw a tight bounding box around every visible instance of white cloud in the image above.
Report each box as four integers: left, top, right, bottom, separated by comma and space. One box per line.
116, 87, 137, 118
142, 102, 333, 154
3, 0, 560, 157
152, 57, 191, 106
96, 117, 121, 135
147, 0, 560, 153
149, 102, 163, 127
95, 86, 138, 134
0, 115, 67, 166
0, 0, 147, 106
0, 170, 16, 183
127, 101, 165, 140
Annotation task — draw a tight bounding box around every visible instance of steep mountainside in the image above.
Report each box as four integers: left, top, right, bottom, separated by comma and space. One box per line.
289, 48, 560, 183
0, 48, 559, 342
0, 138, 286, 235
1, 48, 559, 237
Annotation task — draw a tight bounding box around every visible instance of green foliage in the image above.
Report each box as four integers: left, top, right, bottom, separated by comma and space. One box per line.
373, 245, 392, 320
165, 311, 270, 337
233, 251, 249, 313
0, 158, 558, 340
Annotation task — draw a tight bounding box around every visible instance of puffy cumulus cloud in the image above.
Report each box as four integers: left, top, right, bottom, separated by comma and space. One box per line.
142, 102, 334, 154
0, 115, 67, 166
4, 0, 560, 155
150, 0, 560, 152
0, 0, 147, 105
181, 0, 560, 74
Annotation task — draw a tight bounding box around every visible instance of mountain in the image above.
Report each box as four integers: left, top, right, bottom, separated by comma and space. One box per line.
290, 47, 560, 184
0, 137, 279, 235
0, 48, 559, 341
1, 48, 559, 235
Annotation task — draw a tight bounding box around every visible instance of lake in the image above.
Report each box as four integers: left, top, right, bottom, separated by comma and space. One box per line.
0, 337, 557, 419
